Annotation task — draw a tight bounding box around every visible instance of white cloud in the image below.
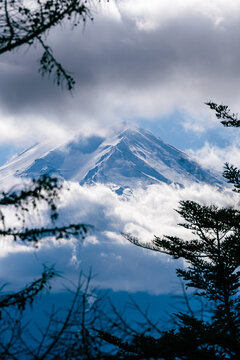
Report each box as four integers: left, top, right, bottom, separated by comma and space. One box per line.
117, 0, 240, 31
188, 143, 240, 172
0, 181, 238, 294
0, 110, 75, 146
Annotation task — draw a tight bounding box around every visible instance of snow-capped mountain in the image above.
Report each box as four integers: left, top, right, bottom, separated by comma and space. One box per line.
0, 127, 222, 189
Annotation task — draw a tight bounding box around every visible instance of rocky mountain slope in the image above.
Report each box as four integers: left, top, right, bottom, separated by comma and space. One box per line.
0, 127, 223, 190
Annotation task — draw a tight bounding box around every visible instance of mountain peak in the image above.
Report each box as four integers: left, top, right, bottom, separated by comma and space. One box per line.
0, 126, 223, 189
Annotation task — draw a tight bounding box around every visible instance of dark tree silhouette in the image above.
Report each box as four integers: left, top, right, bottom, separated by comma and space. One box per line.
0, 175, 92, 301
205, 102, 240, 128
0, 0, 105, 90
0, 175, 100, 359
0, 174, 135, 359
92, 104, 240, 359
0, 270, 112, 359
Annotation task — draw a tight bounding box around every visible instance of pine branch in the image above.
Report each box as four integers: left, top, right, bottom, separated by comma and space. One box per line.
0, 0, 94, 89
0, 223, 93, 243
0, 266, 56, 311
205, 101, 240, 127
223, 163, 240, 192
38, 36, 75, 90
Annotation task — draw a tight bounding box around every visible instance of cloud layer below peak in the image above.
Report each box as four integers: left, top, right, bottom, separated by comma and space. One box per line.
0, 180, 237, 294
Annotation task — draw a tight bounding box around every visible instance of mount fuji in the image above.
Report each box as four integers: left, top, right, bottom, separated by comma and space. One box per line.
0, 127, 222, 190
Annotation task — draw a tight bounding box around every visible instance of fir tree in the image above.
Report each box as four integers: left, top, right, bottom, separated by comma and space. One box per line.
94, 105, 240, 359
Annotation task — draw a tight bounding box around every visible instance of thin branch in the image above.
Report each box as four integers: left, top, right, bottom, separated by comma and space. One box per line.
0, 1, 89, 55
37, 36, 75, 90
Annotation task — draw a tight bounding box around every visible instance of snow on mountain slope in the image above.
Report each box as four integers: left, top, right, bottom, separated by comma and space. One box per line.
0, 127, 223, 189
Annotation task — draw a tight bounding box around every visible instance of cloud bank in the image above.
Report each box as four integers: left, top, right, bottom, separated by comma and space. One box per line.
188, 142, 240, 173
0, 181, 238, 294
1, 1, 240, 145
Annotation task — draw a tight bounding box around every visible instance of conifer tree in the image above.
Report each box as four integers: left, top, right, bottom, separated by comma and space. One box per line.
94, 104, 240, 359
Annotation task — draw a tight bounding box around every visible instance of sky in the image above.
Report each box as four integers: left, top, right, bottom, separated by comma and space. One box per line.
1, 0, 240, 299
1, 0, 240, 166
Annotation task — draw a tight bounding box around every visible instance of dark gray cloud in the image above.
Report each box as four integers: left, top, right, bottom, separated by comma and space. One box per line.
1, 1, 240, 144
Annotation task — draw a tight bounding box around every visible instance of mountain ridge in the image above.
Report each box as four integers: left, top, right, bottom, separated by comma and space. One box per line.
0, 127, 223, 190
